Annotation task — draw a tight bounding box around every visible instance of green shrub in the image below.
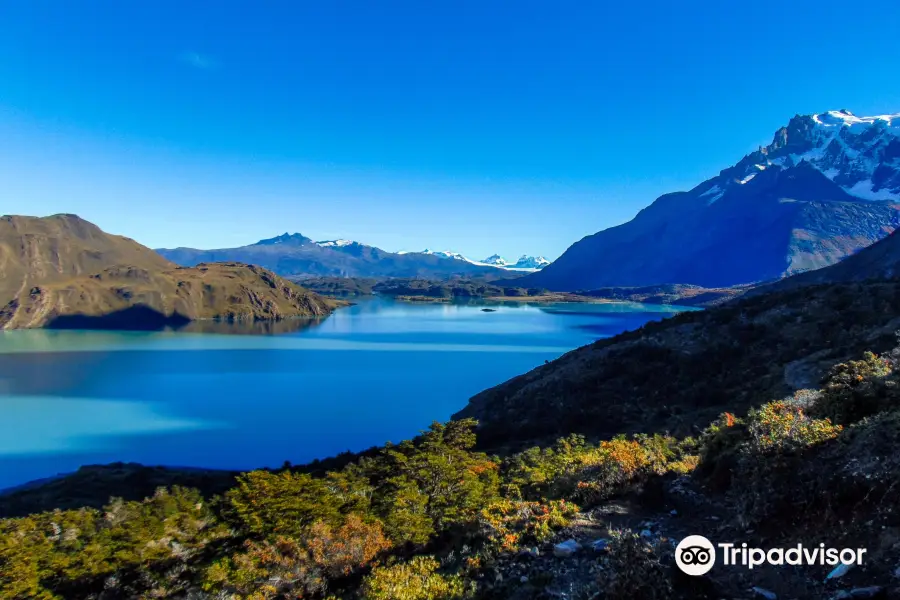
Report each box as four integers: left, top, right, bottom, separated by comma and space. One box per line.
225, 470, 347, 539
0, 487, 227, 599
361, 556, 471, 600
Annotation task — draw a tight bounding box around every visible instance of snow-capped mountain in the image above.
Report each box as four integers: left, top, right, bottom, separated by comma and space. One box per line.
522, 110, 900, 290
399, 250, 550, 271
717, 110, 900, 202
512, 255, 551, 269
482, 254, 509, 267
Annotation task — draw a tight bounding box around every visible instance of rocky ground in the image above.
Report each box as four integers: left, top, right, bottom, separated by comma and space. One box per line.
483, 477, 900, 600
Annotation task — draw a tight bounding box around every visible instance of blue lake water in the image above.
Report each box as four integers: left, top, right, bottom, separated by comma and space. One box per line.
0, 298, 693, 489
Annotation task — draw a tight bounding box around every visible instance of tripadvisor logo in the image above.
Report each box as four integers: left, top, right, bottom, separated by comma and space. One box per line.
675, 535, 716, 575
675, 535, 867, 576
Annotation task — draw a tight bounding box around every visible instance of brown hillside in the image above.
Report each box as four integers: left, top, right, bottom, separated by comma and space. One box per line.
0, 215, 344, 329
0, 213, 173, 306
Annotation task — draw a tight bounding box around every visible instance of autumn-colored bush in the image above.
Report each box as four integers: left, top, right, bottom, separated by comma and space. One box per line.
306, 515, 391, 578
360, 556, 471, 600
204, 536, 327, 599
571, 434, 697, 504
726, 400, 843, 525
477, 498, 577, 552
204, 514, 390, 598
746, 400, 842, 452
812, 351, 896, 425
502, 433, 697, 504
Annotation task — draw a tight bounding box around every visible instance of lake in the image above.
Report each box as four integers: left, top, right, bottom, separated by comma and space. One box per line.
0, 298, 694, 490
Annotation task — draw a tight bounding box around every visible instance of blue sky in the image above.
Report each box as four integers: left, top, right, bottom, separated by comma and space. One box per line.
1, 1, 899, 260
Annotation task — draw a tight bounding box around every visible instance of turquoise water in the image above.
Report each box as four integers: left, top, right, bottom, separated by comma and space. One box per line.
0, 298, 692, 489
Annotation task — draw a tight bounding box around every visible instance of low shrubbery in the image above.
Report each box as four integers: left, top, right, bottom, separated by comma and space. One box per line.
360, 556, 471, 600
477, 498, 577, 552
502, 433, 698, 505
597, 529, 673, 600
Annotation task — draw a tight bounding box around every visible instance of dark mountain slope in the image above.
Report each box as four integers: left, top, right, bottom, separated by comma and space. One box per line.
522, 110, 900, 290
524, 162, 896, 290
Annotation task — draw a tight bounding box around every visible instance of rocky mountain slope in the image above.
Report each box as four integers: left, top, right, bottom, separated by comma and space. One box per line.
522, 110, 900, 290
158, 235, 518, 280
0, 215, 342, 329
0, 213, 173, 306
755, 227, 900, 293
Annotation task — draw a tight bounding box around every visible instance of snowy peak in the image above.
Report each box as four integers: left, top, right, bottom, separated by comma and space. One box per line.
720, 109, 900, 202
812, 109, 900, 130
418, 249, 474, 262
481, 254, 509, 266
513, 255, 551, 269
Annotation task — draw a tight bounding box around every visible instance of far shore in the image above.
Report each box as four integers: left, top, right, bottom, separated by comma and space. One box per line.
483, 293, 613, 303
393, 292, 614, 304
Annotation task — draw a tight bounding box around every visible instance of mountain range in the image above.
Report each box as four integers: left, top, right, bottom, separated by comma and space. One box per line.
403, 249, 550, 271
157, 235, 550, 279
521, 110, 900, 291
0, 214, 342, 329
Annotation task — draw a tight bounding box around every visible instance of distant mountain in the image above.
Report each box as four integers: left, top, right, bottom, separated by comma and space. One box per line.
393, 249, 549, 272
479, 254, 551, 270
158, 237, 510, 280
521, 110, 900, 290
511, 255, 551, 270
158, 236, 549, 279
0, 215, 341, 329
482, 254, 508, 266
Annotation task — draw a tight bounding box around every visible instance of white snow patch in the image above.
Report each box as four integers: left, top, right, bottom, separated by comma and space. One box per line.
700, 184, 725, 205
814, 110, 900, 137
843, 180, 899, 201
700, 185, 722, 197
739, 173, 757, 184
316, 239, 355, 248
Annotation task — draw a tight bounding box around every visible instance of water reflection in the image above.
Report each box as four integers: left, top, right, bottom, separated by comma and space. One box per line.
179, 317, 327, 335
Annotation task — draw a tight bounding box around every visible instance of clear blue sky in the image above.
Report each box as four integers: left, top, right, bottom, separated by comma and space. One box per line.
1, 1, 899, 260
